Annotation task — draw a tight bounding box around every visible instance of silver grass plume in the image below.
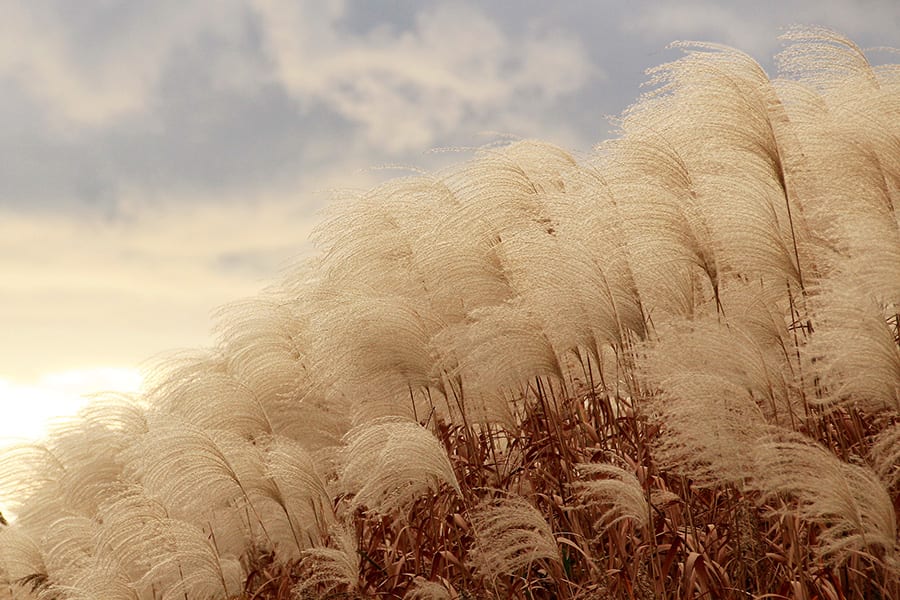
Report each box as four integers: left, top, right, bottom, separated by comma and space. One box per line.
643, 315, 799, 425
435, 299, 563, 407
0, 394, 145, 545
312, 177, 439, 299
751, 433, 898, 572
402, 577, 452, 600
647, 379, 768, 488
92, 485, 171, 580
600, 136, 708, 318
136, 517, 244, 600
775, 29, 900, 281
536, 163, 647, 344
216, 298, 352, 449
616, 42, 806, 292
40, 516, 94, 591
871, 423, 900, 490
807, 283, 900, 412
778, 26, 886, 94
120, 420, 267, 525
467, 496, 560, 584
306, 291, 445, 423
0, 527, 45, 594
94, 485, 244, 600
39, 516, 137, 600
293, 524, 358, 600
571, 462, 649, 533
497, 222, 635, 357
0, 444, 68, 535
143, 353, 275, 438
262, 435, 335, 552
641, 315, 788, 485
338, 417, 460, 515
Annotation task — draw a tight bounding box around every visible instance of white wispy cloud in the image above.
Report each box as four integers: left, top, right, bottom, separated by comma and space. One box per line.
0, 1, 254, 126
0, 0, 599, 148
253, 0, 599, 152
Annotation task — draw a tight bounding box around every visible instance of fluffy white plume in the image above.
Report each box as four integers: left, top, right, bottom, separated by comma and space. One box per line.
339, 418, 460, 515
467, 496, 560, 583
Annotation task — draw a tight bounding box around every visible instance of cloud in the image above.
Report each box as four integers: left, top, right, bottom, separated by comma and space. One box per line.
0, 188, 326, 381
625, 0, 899, 65
0, 0, 598, 148
253, 0, 599, 152
626, 3, 772, 57
0, 0, 601, 217
0, 1, 255, 127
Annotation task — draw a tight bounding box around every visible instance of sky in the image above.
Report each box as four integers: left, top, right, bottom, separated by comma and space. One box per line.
1, 0, 898, 442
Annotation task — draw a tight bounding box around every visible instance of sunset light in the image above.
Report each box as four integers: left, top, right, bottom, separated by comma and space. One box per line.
0, 368, 143, 444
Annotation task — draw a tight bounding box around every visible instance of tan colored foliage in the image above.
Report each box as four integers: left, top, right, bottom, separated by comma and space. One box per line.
1, 27, 899, 600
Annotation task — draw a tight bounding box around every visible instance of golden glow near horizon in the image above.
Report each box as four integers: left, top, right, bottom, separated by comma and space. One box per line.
0, 367, 143, 445
0, 367, 144, 521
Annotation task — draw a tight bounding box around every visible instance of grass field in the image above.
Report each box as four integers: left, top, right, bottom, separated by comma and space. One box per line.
1, 27, 898, 600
